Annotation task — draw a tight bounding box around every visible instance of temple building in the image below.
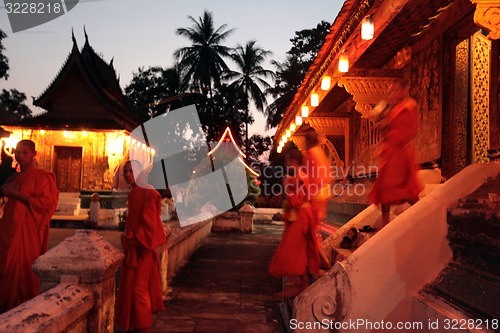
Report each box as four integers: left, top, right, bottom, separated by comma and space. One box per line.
277, 0, 500, 330
275, 0, 498, 182
0, 32, 154, 216
0, 32, 154, 194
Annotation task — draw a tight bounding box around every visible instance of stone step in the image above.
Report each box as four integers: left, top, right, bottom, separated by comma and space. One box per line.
427, 261, 500, 322
413, 290, 497, 333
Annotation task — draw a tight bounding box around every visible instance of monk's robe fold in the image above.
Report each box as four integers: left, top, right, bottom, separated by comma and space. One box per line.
115, 185, 167, 331
0, 168, 59, 313
269, 171, 320, 277
369, 97, 423, 205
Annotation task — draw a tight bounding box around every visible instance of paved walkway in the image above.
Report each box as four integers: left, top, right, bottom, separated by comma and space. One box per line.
49, 223, 286, 332
151, 222, 284, 333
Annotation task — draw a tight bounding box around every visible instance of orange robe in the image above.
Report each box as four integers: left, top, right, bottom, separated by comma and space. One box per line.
115, 185, 167, 331
268, 171, 320, 277
0, 168, 59, 313
368, 97, 423, 205
303, 145, 331, 245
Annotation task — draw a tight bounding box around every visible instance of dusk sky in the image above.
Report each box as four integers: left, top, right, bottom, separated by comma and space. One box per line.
0, 0, 343, 137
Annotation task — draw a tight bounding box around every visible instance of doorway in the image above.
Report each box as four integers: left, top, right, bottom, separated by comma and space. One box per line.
52, 146, 82, 192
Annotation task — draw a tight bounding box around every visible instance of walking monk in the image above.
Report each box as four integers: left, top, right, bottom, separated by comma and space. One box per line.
269, 148, 320, 297
0, 139, 59, 313
303, 128, 332, 269
115, 160, 167, 333
368, 79, 423, 228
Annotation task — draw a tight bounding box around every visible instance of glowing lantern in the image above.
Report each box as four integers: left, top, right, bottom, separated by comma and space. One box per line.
277, 146, 283, 154
311, 92, 319, 107
321, 75, 331, 90
301, 105, 309, 118
339, 53, 349, 73
361, 15, 374, 40
295, 115, 303, 126
290, 123, 296, 131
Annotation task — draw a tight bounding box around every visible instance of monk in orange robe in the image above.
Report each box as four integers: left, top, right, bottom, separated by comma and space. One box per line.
115, 160, 167, 333
303, 128, 332, 269
368, 79, 423, 227
269, 149, 320, 297
0, 139, 59, 313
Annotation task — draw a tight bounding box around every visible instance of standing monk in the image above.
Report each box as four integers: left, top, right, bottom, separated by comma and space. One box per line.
303, 128, 332, 269
269, 148, 320, 297
368, 79, 423, 228
115, 160, 167, 333
0, 139, 59, 313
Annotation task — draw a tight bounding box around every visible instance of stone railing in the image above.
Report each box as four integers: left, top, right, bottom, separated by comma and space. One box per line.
0, 230, 123, 333
0, 219, 214, 332
211, 203, 255, 233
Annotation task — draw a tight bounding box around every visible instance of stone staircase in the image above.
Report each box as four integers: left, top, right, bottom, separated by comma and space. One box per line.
415, 175, 500, 332
54, 192, 81, 216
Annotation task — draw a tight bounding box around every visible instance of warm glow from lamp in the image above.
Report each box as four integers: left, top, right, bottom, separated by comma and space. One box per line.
279, 141, 285, 147
361, 15, 374, 40
282, 135, 288, 143
301, 105, 309, 118
310, 92, 319, 107
321, 75, 331, 90
339, 53, 349, 72
285, 130, 291, 138
63, 130, 69, 137
40, 130, 46, 135
277, 146, 283, 154
295, 115, 303, 125
82, 130, 88, 137
290, 123, 296, 131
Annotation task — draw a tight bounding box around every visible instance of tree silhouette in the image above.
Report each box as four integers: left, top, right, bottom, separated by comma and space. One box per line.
225, 41, 274, 151
174, 10, 234, 98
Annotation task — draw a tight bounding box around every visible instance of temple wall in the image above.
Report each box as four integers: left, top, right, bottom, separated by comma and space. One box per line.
20, 129, 127, 191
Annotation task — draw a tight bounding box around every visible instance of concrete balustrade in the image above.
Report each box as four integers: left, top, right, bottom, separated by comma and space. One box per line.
0, 218, 214, 332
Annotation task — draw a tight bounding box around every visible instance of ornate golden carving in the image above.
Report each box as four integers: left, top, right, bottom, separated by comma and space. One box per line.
338, 76, 400, 118
304, 117, 346, 135
455, 38, 470, 171
471, 31, 491, 163
470, 0, 500, 40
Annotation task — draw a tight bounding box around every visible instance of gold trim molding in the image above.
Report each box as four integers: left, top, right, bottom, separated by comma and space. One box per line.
471, 0, 500, 40
338, 70, 402, 118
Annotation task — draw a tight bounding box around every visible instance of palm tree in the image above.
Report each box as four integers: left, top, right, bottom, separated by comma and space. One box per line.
225, 40, 274, 151
174, 11, 234, 98
264, 56, 304, 129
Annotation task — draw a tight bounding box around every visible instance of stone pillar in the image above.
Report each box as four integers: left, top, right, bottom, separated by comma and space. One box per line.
239, 203, 255, 233
33, 230, 124, 333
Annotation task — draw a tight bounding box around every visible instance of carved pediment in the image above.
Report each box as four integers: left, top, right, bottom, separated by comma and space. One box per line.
338, 69, 403, 118
304, 117, 347, 136
471, 0, 500, 40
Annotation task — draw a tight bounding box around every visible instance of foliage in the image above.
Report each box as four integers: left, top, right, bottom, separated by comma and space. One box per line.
0, 89, 32, 122
245, 134, 272, 163
0, 30, 9, 80
175, 10, 234, 96
124, 65, 193, 122
264, 20, 330, 129
225, 40, 274, 146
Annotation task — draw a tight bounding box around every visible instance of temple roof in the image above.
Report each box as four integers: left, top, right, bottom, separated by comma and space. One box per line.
21, 31, 138, 132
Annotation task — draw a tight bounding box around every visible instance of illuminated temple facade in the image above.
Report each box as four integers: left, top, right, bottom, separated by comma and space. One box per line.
1, 33, 153, 193
275, 0, 499, 181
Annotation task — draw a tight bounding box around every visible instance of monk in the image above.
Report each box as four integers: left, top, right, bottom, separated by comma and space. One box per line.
269, 148, 320, 297
368, 79, 423, 228
0, 139, 59, 313
115, 160, 167, 333
303, 128, 332, 269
